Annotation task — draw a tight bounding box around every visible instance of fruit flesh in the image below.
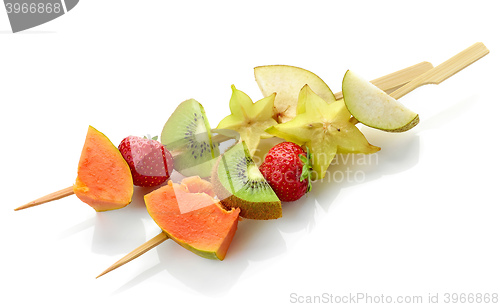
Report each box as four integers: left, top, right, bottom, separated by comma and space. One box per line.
181, 175, 216, 197
161, 99, 220, 178
73, 126, 134, 212
212, 141, 282, 220
145, 177, 240, 260
255, 65, 336, 123
342, 70, 419, 132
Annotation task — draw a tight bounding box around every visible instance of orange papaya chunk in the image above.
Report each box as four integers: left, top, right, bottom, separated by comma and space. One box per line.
179, 175, 216, 197
145, 177, 240, 260
73, 126, 134, 212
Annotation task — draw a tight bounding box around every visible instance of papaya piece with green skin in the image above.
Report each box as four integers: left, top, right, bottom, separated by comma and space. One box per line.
145, 177, 240, 260
73, 126, 134, 212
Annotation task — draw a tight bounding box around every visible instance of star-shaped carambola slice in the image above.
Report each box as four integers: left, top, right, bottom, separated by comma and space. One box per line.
266, 85, 380, 179
216, 85, 278, 157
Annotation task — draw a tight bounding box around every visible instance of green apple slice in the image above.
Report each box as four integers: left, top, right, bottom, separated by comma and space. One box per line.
254, 65, 336, 124
342, 70, 419, 132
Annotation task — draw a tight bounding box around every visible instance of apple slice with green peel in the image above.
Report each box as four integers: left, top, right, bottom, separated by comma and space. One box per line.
216, 85, 278, 157
255, 65, 336, 124
266, 85, 380, 179
342, 70, 419, 132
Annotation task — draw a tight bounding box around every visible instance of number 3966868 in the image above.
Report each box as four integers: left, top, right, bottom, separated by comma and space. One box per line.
5, 2, 62, 14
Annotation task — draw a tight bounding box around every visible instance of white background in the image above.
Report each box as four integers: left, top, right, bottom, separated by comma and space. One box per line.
1, 1, 499, 306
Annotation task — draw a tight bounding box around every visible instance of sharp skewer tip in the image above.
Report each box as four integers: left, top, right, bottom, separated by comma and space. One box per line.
14, 186, 75, 211
96, 232, 169, 279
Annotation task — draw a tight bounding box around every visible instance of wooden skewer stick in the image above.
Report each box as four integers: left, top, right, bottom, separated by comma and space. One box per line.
96, 232, 169, 279
14, 61, 435, 212
14, 186, 75, 211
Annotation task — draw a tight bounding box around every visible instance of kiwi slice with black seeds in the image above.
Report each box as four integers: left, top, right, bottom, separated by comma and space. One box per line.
212, 141, 282, 220
161, 99, 220, 178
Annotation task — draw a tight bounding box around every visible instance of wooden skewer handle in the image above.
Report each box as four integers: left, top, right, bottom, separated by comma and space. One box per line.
96, 232, 169, 278
15, 186, 74, 211
390, 42, 489, 100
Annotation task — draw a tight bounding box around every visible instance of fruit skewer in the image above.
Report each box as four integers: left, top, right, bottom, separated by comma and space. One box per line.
14, 61, 433, 212
96, 42, 488, 279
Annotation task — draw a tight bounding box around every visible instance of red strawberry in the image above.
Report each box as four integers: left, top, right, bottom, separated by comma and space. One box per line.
118, 136, 174, 187
259, 142, 312, 202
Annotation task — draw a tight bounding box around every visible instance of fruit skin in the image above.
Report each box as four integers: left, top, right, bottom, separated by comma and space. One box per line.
259, 142, 311, 202
73, 126, 134, 212
342, 70, 419, 132
118, 136, 174, 187
145, 177, 240, 260
211, 141, 282, 220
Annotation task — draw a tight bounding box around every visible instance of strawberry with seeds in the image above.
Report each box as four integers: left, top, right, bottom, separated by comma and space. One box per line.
259, 142, 312, 202
118, 136, 174, 187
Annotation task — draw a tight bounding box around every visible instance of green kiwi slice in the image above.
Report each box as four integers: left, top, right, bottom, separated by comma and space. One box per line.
212, 141, 282, 220
161, 99, 220, 178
